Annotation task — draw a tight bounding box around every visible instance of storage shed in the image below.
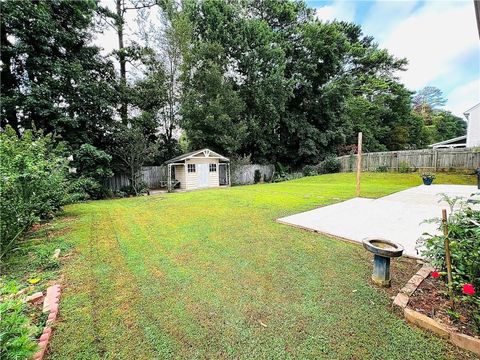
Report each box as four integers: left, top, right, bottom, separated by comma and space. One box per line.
164, 149, 230, 191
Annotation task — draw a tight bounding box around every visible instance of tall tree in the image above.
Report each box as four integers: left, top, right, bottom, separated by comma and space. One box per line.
182, 42, 247, 156
0, 0, 117, 149
412, 86, 447, 124
430, 111, 467, 142
98, 0, 158, 123
133, 5, 191, 161
181, 0, 418, 166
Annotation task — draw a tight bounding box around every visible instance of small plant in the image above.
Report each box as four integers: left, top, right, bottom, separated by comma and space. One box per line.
254, 169, 262, 184
302, 165, 317, 177
421, 172, 436, 185
0, 282, 38, 360
398, 161, 410, 173
376, 165, 389, 172
421, 172, 436, 180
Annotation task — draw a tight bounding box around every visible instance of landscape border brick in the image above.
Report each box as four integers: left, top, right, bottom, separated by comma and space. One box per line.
393, 264, 480, 356
34, 285, 61, 360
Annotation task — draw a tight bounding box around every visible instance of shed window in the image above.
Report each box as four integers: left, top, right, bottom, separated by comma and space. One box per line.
209, 164, 217, 172
188, 164, 196, 173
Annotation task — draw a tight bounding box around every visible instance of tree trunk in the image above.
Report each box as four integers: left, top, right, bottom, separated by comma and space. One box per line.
116, 0, 128, 124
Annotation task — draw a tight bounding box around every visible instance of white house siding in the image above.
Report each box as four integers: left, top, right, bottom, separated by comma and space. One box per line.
185, 157, 220, 190
466, 103, 480, 148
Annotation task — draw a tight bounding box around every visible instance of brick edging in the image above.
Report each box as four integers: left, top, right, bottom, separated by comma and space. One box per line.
393, 265, 480, 356
34, 285, 61, 360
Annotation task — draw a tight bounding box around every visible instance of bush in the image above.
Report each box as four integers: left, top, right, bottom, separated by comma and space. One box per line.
254, 169, 262, 184
0, 127, 69, 259
120, 182, 148, 196
274, 162, 288, 176
273, 172, 303, 183
319, 156, 341, 174
72, 144, 113, 199
418, 195, 480, 333
398, 161, 410, 173
302, 165, 318, 177
65, 176, 110, 203
0, 281, 38, 360
376, 165, 389, 172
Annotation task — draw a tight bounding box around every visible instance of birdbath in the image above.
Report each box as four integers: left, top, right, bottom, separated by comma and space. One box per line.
362, 238, 404, 287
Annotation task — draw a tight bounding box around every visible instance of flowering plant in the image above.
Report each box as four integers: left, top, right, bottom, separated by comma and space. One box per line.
463, 284, 475, 296
418, 194, 480, 334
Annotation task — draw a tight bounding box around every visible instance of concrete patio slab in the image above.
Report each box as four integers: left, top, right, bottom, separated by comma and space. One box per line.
277, 185, 478, 258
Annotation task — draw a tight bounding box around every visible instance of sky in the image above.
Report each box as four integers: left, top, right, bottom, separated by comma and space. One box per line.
308, 0, 480, 118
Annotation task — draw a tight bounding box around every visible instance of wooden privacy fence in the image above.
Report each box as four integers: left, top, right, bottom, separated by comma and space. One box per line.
231, 164, 275, 185
105, 166, 167, 191
106, 164, 275, 190
336, 148, 480, 173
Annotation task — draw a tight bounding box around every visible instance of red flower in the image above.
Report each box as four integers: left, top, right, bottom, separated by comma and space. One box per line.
431, 271, 440, 279
462, 284, 475, 296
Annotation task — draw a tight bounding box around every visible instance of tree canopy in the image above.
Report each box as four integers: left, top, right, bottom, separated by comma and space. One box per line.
1, 0, 117, 149
1, 0, 465, 180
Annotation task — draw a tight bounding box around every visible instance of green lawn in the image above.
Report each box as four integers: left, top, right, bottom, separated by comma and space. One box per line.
43, 173, 476, 359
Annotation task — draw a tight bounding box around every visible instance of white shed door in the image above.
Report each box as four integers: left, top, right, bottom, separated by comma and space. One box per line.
197, 164, 209, 188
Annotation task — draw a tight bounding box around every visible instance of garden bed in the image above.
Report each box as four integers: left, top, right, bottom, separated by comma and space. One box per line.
409, 276, 479, 338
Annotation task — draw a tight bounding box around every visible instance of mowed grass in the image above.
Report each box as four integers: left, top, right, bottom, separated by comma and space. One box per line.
47, 173, 476, 359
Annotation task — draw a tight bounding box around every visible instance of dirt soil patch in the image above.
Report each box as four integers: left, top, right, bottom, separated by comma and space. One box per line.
409, 276, 479, 338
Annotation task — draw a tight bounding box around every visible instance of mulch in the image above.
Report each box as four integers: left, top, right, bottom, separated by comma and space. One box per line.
409, 276, 479, 338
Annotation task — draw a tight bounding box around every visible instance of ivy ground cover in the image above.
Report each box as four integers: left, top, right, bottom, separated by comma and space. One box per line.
46, 173, 476, 359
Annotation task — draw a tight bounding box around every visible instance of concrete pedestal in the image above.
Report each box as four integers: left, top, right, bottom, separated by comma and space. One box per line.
372, 255, 391, 287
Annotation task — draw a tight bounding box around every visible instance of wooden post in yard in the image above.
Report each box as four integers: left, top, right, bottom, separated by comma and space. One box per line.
356, 132, 362, 197
442, 209, 454, 307
167, 164, 171, 192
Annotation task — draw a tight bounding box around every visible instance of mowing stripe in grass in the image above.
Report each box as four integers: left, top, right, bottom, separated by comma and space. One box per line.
46, 173, 475, 359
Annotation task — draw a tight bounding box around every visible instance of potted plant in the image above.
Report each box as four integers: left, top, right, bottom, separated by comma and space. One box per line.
421, 172, 436, 185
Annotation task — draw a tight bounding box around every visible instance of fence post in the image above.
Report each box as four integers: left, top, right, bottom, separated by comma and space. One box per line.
433, 149, 438, 171
356, 132, 362, 197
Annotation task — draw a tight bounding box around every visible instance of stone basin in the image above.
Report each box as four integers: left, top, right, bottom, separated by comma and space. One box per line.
363, 238, 404, 287
362, 238, 404, 258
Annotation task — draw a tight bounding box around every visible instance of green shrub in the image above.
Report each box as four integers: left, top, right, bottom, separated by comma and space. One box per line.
0, 126, 69, 259
120, 182, 148, 196
398, 161, 410, 173
376, 165, 389, 172
0, 288, 38, 360
254, 169, 262, 184
72, 144, 113, 199
65, 176, 111, 202
273, 172, 303, 183
319, 156, 341, 174
302, 165, 318, 177
275, 162, 287, 174
418, 195, 480, 334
